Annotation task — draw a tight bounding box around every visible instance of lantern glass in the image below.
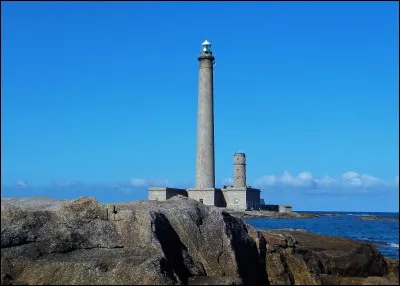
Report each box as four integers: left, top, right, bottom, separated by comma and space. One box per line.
201, 40, 212, 54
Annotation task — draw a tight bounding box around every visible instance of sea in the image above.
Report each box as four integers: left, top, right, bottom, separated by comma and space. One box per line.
244, 211, 399, 261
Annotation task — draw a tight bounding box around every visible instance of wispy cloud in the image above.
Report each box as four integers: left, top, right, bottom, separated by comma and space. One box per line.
3, 172, 397, 201
147, 178, 171, 187
254, 171, 397, 195
254, 171, 316, 189
130, 178, 147, 187
15, 180, 29, 188
130, 178, 170, 188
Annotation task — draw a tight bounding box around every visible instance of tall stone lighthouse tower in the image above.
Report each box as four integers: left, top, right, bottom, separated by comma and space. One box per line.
195, 40, 215, 189
187, 40, 218, 205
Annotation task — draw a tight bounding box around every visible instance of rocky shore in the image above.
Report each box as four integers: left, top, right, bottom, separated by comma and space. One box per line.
357, 216, 399, 221
225, 210, 318, 219
1, 196, 398, 285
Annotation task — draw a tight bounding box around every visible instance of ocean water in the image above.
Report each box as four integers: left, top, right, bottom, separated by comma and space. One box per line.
244, 211, 399, 261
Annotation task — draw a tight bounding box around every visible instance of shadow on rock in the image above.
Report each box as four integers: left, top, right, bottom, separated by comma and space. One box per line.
151, 211, 206, 285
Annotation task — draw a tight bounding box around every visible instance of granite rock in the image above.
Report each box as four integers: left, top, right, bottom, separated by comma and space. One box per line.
1, 196, 398, 285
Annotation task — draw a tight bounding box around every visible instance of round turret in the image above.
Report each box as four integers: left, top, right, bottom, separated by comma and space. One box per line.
233, 153, 246, 165
233, 153, 246, 188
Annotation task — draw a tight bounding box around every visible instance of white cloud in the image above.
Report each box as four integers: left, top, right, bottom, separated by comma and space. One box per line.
130, 178, 170, 187
254, 174, 277, 186
341, 172, 383, 188
16, 180, 28, 188
130, 178, 147, 187
147, 178, 170, 187
254, 171, 395, 194
255, 171, 316, 190
316, 175, 335, 188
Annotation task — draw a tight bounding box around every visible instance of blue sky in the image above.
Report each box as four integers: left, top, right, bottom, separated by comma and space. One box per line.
1, 1, 399, 212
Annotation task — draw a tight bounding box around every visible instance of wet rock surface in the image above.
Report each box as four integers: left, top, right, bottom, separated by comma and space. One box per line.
1, 196, 398, 285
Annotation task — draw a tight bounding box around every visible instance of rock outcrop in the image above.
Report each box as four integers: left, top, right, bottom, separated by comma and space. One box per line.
246, 225, 398, 285
1, 196, 398, 285
1, 196, 264, 285
225, 210, 343, 219
225, 210, 320, 219
358, 216, 399, 221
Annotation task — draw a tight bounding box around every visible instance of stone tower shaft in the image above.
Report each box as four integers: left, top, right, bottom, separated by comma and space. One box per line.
233, 153, 246, 188
195, 41, 215, 189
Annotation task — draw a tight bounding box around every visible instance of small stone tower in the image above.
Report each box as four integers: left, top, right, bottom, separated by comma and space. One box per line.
233, 153, 246, 188
195, 40, 216, 189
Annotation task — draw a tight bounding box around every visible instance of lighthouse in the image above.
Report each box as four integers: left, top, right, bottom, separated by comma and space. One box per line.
149, 40, 264, 211
195, 40, 215, 189
187, 40, 218, 205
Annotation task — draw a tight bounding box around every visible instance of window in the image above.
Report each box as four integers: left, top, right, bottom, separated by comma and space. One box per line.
234, 198, 239, 205
199, 199, 203, 204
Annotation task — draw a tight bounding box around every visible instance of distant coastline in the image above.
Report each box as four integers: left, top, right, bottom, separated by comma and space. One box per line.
225, 209, 340, 219
244, 210, 399, 261
357, 216, 399, 221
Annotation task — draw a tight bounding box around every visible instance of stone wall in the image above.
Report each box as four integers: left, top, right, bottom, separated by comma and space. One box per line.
222, 187, 261, 211
279, 205, 292, 213
166, 189, 188, 199
260, 204, 293, 213
148, 188, 167, 201
148, 186, 264, 212
222, 188, 247, 210
246, 189, 261, 210
187, 188, 215, 206
214, 189, 226, 207
148, 188, 187, 201
260, 204, 279, 212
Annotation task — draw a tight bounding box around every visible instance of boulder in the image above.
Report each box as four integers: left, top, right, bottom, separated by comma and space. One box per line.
1, 196, 398, 285
246, 224, 398, 285
1, 196, 264, 285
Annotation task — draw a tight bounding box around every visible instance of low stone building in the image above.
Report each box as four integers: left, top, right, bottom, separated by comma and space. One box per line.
148, 188, 187, 201
149, 153, 262, 211
260, 204, 293, 213
147, 152, 292, 213
219, 153, 261, 210
221, 186, 261, 210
